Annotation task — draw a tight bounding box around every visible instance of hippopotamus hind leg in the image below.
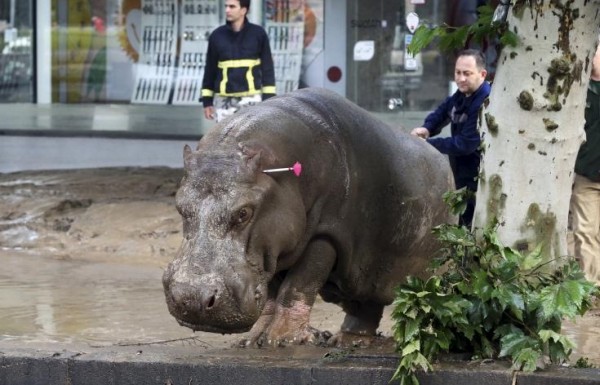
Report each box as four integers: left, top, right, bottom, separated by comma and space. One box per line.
328, 301, 386, 347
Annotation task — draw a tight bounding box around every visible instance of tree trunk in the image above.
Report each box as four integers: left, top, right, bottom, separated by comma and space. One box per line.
473, 1, 600, 261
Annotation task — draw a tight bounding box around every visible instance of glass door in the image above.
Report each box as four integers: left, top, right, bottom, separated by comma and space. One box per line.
0, 0, 33, 102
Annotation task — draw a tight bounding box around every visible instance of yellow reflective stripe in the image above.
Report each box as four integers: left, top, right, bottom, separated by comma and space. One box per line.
262, 86, 276, 94
217, 59, 262, 95
201, 89, 214, 97
217, 59, 261, 68
246, 67, 256, 94
219, 67, 228, 94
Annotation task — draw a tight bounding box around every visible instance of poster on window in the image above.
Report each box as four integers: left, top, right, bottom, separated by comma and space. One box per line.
52, 0, 110, 103
172, 0, 221, 105
128, 0, 178, 104
264, 0, 305, 95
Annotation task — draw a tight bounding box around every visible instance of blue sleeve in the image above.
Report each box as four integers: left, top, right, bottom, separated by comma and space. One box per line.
426, 100, 482, 156
423, 96, 453, 137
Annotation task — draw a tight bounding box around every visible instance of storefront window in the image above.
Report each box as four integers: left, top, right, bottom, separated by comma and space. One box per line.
346, 0, 450, 114
49, 0, 311, 105
0, 0, 34, 102
40, 0, 487, 114
52, 0, 141, 103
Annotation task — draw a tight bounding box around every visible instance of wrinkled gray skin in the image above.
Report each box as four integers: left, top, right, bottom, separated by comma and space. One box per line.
163, 88, 455, 347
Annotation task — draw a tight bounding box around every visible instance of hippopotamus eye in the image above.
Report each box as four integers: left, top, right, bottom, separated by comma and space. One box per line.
231, 207, 253, 227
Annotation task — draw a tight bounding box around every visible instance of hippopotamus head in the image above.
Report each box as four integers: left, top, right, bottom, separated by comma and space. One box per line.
163, 138, 306, 334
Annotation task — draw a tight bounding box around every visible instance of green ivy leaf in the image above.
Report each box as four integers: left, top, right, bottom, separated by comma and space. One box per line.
538, 329, 576, 362
492, 285, 524, 321
431, 295, 471, 322
424, 275, 443, 291
433, 328, 453, 351
402, 340, 421, 356
547, 339, 572, 364
439, 26, 470, 51
412, 352, 433, 372
471, 269, 493, 301
442, 188, 473, 217
512, 348, 541, 372
479, 335, 496, 358
538, 329, 562, 344
399, 373, 419, 385
499, 330, 539, 358
433, 223, 472, 244
538, 280, 589, 321
404, 318, 422, 341
407, 25, 440, 55
482, 225, 503, 253
500, 30, 519, 47
521, 245, 543, 271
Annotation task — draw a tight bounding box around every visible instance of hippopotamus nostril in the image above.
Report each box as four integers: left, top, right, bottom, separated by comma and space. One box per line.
205, 290, 217, 309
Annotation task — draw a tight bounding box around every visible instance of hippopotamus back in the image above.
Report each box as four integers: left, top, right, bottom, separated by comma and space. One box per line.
163, 87, 454, 346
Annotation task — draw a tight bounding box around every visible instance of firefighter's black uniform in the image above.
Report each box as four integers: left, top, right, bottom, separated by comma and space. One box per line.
201, 17, 276, 108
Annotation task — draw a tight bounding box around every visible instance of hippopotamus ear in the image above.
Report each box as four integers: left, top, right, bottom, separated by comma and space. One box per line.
239, 141, 277, 174
183, 144, 195, 170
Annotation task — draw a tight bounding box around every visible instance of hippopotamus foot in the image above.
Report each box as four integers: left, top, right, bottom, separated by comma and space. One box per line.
237, 299, 276, 347
326, 301, 385, 347
327, 332, 394, 348
238, 299, 319, 347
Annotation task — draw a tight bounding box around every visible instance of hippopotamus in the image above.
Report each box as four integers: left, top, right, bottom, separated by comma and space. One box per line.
163, 87, 454, 347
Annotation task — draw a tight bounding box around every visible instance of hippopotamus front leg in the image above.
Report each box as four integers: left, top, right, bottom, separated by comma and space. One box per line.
240, 238, 336, 347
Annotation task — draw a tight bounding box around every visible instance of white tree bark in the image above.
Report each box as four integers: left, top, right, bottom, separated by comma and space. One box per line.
473, 1, 600, 261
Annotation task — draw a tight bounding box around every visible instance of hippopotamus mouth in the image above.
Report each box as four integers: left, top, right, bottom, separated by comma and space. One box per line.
175, 318, 252, 334
166, 297, 260, 334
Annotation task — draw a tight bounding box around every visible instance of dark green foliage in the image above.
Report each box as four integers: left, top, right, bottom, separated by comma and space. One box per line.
407, 4, 518, 56
442, 188, 474, 218
574, 357, 597, 369
391, 223, 599, 384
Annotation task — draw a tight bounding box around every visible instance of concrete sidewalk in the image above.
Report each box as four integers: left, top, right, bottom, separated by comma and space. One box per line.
1, 340, 599, 385
0, 103, 207, 172
0, 104, 207, 140
0, 103, 428, 173
0, 103, 426, 140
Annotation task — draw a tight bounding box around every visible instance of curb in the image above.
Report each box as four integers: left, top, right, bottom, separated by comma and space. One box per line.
1, 342, 599, 385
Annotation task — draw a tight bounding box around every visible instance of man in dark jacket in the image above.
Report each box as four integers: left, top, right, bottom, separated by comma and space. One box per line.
201, 0, 276, 122
411, 49, 490, 227
570, 43, 600, 286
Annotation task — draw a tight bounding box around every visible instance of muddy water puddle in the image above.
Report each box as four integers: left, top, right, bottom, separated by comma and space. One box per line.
1, 252, 599, 366
0, 252, 235, 348
562, 311, 600, 365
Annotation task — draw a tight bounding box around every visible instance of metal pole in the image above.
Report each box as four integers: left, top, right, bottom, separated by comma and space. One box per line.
10, 0, 16, 27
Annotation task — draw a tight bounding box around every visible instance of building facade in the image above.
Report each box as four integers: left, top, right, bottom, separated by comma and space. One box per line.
0, 1, 491, 130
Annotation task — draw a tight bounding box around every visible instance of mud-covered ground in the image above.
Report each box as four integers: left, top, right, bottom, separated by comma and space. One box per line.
0, 167, 183, 267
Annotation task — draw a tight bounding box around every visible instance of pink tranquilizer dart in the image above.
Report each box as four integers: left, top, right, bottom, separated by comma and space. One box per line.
263, 161, 302, 177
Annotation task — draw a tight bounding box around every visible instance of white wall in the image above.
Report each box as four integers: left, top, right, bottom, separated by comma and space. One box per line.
35, 0, 51, 103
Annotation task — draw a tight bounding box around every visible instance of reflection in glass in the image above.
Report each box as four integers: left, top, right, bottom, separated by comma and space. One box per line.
0, 0, 33, 102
